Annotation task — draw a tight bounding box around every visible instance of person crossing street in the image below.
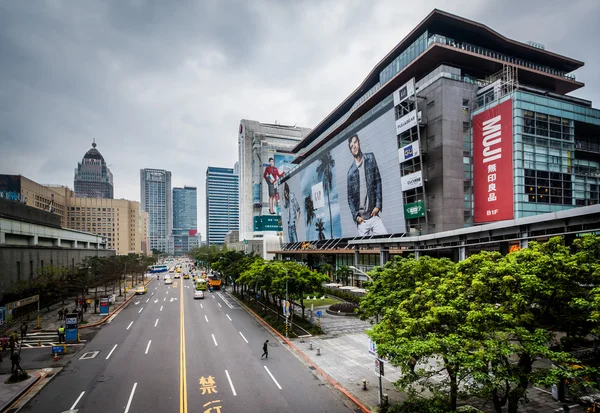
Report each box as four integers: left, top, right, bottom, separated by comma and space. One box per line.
261, 340, 269, 359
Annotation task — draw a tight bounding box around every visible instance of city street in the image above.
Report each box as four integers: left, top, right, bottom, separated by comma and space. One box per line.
19, 273, 358, 413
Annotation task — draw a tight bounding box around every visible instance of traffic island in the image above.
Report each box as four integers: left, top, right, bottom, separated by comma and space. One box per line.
3, 371, 30, 385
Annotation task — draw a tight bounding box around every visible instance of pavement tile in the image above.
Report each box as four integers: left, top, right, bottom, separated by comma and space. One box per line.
0, 371, 39, 411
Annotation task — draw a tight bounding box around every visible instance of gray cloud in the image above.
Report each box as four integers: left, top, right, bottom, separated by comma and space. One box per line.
1, 0, 598, 238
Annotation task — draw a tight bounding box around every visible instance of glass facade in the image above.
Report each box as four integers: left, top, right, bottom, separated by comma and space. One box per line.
476, 92, 600, 219
206, 167, 239, 245
140, 169, 172, 253
173, 186, 197, 233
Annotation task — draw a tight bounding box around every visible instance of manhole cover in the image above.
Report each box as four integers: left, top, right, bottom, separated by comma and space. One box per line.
97, 375, 113, 382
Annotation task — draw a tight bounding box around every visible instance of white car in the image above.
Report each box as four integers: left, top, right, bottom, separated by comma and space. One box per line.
165, 277, 173, 285
193, 290, 204, 299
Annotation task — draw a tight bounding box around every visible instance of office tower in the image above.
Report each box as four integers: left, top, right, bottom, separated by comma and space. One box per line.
206, 167, 239, 245
74, 140, 114, 199
172, 186, 198, 254
140, 168, 172, 253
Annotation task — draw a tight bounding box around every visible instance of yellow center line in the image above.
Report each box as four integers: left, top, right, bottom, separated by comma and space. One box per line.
180, 278, 188, 413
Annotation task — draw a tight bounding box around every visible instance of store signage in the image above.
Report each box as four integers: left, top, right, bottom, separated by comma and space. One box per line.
393, 78, 415, 106
403, 200, 426, 219
395, 110, 418, 135
5, 295, 39, 311
401, 171, 423, 191
311, 182, 325, 209
399, 141, 421, 163
473, 99, 514, 223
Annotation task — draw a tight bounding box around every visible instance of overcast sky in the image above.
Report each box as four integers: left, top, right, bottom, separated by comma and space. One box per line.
1, 0, 598, 239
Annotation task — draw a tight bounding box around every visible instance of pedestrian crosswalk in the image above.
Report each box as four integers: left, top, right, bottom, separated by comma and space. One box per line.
18, 332, 84, 348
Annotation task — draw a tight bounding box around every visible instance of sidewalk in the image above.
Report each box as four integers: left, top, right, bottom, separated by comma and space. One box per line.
254, 295, 586, 412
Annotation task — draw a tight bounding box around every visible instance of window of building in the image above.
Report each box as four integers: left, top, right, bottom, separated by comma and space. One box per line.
524, 169, 572, 204
463, 122, 470, 133
427, 100, 435, 108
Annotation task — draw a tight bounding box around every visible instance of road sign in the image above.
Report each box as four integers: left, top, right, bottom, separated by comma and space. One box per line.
368, 338, 377, 355
52, 345, 66, 354
375, 358, 385, 376
316, 310, 322, 318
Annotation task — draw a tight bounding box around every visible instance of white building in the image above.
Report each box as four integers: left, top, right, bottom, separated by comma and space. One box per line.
237, 120, 311, 258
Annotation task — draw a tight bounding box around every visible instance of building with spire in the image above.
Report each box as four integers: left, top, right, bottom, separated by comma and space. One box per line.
74, 140, 114, 199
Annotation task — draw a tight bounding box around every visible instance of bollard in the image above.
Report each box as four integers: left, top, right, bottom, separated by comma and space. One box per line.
317, 348, 321, 356
362, 379, 367, 390
38, 340, 41, 347
383, 393, 389, 407
309, 342, 313, 350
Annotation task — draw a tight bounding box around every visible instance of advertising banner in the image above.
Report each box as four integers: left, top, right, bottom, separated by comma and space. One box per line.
281, 108, 406, 242
404, 200, 426, 219
393, 78, 415, 106
262, 152, 294, 216
396, 110, 418, 135
399, 141, 420, 163
401, 171, 423, 191
473, 99, 514, 223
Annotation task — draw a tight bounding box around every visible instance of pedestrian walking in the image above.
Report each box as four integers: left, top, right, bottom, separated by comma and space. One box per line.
58, 308, 64, 320
261, 340, 269, 359
20, 322, 28, 340
10, 351, 21, 375
57, 326, 65, 344
83, 300, 88, 313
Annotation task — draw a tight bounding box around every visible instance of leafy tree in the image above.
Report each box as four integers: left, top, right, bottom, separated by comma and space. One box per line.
316, 151, 335, 238
334, 265, 352, 285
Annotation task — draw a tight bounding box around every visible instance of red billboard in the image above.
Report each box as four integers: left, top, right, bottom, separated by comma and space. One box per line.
473, 99, 514, 223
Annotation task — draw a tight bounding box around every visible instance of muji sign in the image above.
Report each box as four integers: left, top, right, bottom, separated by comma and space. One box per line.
473, 99, 514, 223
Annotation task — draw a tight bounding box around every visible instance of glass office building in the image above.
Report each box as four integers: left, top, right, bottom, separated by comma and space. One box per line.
171, 186, 198, 254
140, 168, 172, 253
206, 167, 239, 245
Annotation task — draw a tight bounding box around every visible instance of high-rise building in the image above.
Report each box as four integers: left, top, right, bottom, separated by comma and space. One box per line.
74, 140, 114, 199
273, 9, 600, 267
206, 167, 239, 245
66, 198, 147, 255
171, 186, 198, 255
237, 121, 311, 245
140, 168, 172, 253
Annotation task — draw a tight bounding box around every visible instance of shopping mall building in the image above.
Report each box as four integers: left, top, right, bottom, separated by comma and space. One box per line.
272, 9, 600, 278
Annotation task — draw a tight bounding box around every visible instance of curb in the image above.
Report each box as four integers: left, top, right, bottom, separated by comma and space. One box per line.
0, 370, 47, 413
227, 292, 372, 413
80, 278, 154, 330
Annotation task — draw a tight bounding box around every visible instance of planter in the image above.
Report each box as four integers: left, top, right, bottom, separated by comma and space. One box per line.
326, 308, 359, 317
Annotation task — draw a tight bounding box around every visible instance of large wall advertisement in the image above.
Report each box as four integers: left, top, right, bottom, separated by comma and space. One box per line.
262, 151, 295, 217
281, 108, 405, 243
473, 99, 514, 223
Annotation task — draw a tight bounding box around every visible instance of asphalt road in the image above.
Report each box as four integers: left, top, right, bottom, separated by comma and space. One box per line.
20, 270, 358, 413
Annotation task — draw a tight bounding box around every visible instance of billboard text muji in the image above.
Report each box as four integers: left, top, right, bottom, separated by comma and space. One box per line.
473, 99, 514, 223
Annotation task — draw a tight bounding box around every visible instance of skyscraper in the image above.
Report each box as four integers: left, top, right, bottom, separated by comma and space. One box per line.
206, 167, 239, 245
140, 168, 172, 253
171, 186, 198, 254
74, 140, 114, 199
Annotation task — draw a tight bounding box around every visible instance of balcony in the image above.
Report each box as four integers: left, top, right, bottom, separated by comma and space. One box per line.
575, 140, 600, 154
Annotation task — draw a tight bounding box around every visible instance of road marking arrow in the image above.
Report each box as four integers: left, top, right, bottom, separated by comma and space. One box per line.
134, 301, 140, 305
154, 299, 159, 303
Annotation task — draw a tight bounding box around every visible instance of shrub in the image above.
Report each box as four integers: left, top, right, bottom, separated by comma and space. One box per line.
328, 302, 358, 313
388, 397, 453, 413
324, 287, 361, 304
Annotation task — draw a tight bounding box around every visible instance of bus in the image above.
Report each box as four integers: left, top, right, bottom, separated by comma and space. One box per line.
148, 265, 168, 273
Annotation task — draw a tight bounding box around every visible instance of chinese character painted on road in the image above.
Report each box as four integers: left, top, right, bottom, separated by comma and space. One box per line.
199, 376, 218, 395
203, 400, 223, 413
488, 193, 497, 202
487, 173, 497, 183
487, 164, 497, 173
488, 183, 496, 192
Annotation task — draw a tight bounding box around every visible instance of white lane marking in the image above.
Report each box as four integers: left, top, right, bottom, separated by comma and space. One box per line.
226, 314, 232, 321
146, 298, 149, 303
138, 307, 143, 314
151, 292, 154, 296
239, 332, 248, 344
200, 303, 203, 309
70, 391, 85, 410
154, 318, 159, 327
126, 321, 133, 330
212, 334, 218, 347
159, 305, 163, 311
106, 344, 118, 360
124, 382, 138, 413
204, 315, 209, 323
163, 297, 166, 302
225, 369, 237, 396
264, 366, 282, 390
217, 302, 222, 308
212, 295, 215, 299
217, 292, 234, 309
145, 340, 152, 354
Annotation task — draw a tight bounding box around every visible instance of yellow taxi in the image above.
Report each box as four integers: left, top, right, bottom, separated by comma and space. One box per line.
183, 273, 190, 279
135, 286, 147, 295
